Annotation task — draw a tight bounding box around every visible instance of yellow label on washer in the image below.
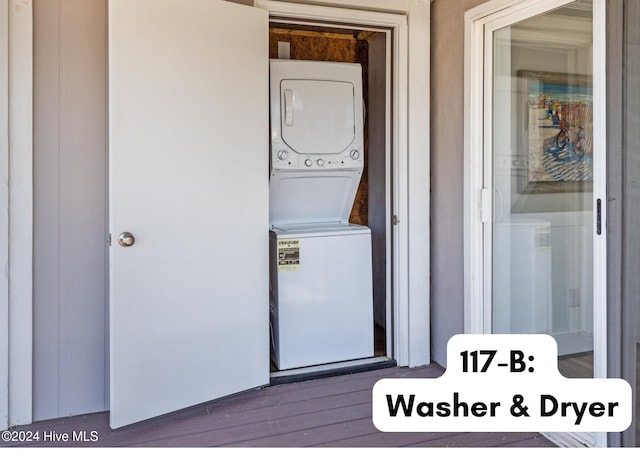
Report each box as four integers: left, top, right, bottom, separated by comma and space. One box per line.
278, 239, 300, 272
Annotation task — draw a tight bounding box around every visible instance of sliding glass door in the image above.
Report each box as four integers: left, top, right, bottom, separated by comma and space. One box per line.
467, 0, 615, 447
490, 0, 596, 379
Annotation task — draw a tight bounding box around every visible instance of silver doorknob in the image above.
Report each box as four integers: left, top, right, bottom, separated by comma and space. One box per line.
118, 232, 135, 247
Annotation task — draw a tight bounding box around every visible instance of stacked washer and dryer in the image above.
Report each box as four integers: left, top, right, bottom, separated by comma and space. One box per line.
269, 60, 374, 371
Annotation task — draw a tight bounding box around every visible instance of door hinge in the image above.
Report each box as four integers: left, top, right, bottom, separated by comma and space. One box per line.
480, 188, 490, 224
392, 215, 400, 226
107, 233, 112, 246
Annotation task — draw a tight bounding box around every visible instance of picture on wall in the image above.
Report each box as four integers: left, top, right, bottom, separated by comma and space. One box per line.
517, 70, 593, 193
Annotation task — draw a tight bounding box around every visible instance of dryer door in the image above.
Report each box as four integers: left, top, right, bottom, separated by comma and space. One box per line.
280, 79, 356, 154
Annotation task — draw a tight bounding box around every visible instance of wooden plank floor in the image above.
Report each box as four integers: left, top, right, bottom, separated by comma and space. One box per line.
1, 365, 556, 448
558, 352, 593, 378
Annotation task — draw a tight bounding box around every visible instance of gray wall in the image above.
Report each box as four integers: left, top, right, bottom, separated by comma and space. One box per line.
33, 0, 108, 420
622, 0, 640, 445
430, 0, 487, 366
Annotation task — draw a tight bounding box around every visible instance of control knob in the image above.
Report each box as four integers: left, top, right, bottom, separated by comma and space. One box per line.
350, 149, 360, 160
317, 159, 324, 167
277, 150, 288, 160
304, 159, 313, 167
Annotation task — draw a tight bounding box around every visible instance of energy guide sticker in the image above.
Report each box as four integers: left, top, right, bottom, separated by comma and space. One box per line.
278, 239, 300, 272
372, 334, 632, 432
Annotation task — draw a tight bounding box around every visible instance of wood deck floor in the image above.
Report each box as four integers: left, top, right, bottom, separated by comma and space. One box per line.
1, 364, 556, 448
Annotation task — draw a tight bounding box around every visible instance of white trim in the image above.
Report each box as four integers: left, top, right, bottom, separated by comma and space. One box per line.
406, 0, 430, 367
7, 0, 33, 428
257, 0, 408, 28
482, 17, 494, 334
592, 0, 607, 379
463, 1, 489, 334
384, 29, 393, 359
257, 0, 430, 367
0, 0, 9, 432
592, 0, 607, 447
464, 0, 607, 447
279, 0, 411, 14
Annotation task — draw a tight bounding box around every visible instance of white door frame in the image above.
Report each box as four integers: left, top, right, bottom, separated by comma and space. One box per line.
2, 0, 429, 429
256, 0, 430, 368
1, 0, 33, 430
464, 0, 607, 447
0, 0, 9, 432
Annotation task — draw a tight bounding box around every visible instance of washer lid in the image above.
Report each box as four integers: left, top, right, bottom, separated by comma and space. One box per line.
269, 170, 362, 226
271, 223, 371, 238
280, 79, 355, 155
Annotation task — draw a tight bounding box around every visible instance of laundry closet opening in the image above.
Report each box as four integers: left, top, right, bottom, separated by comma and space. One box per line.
267, 22, 395, 381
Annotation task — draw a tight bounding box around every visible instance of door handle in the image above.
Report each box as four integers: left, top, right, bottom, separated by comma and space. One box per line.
284, 89, 293, 126
118, 232, 136, 247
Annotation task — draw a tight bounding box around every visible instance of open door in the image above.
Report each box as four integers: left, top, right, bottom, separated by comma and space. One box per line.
108, 0, 269, 429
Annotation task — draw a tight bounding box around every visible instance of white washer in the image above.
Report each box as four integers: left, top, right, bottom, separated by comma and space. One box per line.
268, 60, 374, 370
270, 224, 373, 370
493, 217, 552, 334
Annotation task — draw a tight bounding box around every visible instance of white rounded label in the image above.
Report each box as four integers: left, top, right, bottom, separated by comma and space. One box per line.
372, 334, 631, 432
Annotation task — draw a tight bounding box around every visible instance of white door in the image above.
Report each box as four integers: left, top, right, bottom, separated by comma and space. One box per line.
109, 0, 269, 429
467, 0, 606, 447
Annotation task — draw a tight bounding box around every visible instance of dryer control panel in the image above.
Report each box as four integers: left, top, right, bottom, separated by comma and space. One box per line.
271, 146, 363, 170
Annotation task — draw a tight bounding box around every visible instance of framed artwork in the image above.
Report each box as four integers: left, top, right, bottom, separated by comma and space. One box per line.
517, 70, 593, 193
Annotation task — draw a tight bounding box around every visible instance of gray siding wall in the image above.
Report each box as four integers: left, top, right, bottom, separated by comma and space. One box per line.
430, 0, 487, 366
622, 0, 640, 445
33, 0, 108, 420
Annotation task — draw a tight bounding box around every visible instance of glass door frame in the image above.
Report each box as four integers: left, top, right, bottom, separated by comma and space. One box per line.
464, 0, 607, 447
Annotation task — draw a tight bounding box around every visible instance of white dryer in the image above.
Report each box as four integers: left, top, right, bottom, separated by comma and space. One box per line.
269, 60, 374, 370
269, 60, 365, 225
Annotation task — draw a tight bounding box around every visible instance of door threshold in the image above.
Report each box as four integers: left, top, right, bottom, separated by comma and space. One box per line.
269, 356, 396, 385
